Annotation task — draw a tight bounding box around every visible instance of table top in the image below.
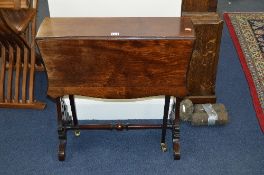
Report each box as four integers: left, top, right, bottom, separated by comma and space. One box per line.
36, 17, 194, 40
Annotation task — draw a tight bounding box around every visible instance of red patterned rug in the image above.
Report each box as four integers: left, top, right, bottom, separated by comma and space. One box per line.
224, 12, 264, 132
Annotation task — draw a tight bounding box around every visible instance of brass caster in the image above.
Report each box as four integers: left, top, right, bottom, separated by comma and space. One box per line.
160, 143, 167, 152
58, 149, 65, 161
173, 152, 181, 160
74, 130, 80, 137
58, 140, 66, 161
173, 142, 180, 160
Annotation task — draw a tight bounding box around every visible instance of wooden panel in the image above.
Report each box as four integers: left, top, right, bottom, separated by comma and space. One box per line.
37, 39, 194, 99
36, 17, 195, 99
183, 13, 223, 100
182, 0, 218, 12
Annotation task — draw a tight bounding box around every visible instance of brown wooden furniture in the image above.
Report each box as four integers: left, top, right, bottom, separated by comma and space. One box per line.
183, 12, 223, 103
181, 0, 223, 103
36, 17, 195, 161
182, 0, 218, 12
0, 0, 45, 109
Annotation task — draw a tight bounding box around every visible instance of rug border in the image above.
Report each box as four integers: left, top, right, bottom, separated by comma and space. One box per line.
224, 12, 264, 133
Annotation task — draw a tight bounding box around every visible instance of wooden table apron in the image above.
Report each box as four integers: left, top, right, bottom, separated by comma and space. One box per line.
36, 17, 195, 160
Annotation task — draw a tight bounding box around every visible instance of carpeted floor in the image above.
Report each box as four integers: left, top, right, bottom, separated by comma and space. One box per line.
1, 1, 264, 175
224, 12, 264, 132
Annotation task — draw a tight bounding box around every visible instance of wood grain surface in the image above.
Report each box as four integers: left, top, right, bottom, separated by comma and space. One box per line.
183, 13, 223, 102
36, 17, 194, 39
182, 0, 218, 12
0, 0, 29, 9
36, 17, 195, 99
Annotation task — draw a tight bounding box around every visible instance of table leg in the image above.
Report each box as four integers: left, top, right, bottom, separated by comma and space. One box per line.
172, 97, 181, 160
56, 97, 69, 161
58, 129, 67, 161
69, 95, 80, 137
160, 95, 170, 152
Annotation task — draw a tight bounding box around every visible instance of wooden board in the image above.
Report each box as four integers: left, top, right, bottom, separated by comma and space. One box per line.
183, 12, 223, 103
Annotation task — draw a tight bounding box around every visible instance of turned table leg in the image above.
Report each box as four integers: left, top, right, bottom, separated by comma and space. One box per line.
69, 95, 80, 137
172, 97, 181, 160
58, 129, 67, 161
56, 97, 70, 161
160, 95, 170, 152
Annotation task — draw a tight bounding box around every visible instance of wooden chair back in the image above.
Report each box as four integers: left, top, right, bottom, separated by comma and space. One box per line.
0, 0, 45, 109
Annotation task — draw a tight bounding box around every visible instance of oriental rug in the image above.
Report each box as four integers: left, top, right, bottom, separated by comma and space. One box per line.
224, 12, 264, 132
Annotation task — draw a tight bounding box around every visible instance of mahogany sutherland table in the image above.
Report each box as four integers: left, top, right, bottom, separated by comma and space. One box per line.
36, 17, 195, 161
